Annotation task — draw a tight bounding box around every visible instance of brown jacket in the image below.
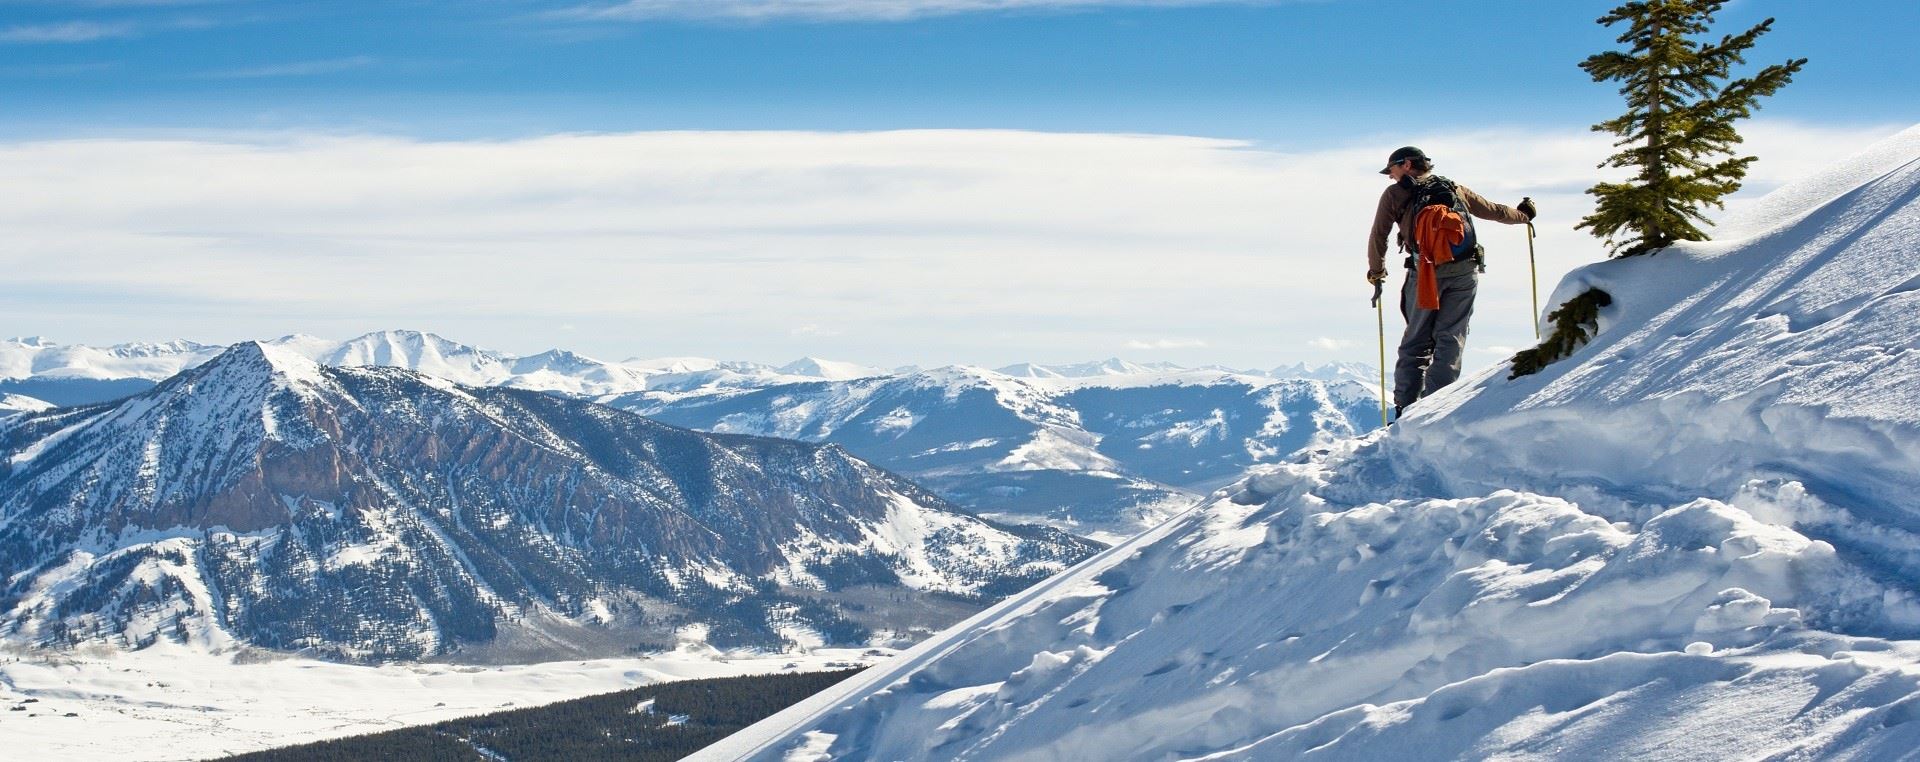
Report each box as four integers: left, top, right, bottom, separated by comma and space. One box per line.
1367, 176, 1530, 275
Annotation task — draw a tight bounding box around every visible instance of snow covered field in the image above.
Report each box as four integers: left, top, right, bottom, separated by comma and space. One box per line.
694, 127, 1920, 760
0, 642, 889, 760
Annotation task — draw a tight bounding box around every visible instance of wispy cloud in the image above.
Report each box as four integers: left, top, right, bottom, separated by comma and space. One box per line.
0, 122, 1891, 365
0, 20, 137, 43
1127, 338, 1208, 349
558, 0, 1275, 22
0, 61, 118, 77
199, 55, 376, 79
792, 324, 843, 337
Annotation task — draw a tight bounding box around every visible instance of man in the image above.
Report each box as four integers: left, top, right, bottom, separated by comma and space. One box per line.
1365, 146, 1535, 418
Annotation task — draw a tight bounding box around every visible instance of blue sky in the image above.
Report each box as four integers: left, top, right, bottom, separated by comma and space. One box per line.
5, 1, 1910, 141
3, 1, 1917, 367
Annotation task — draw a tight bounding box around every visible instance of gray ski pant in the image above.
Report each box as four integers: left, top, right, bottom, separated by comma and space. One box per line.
1394, 268, 1478, 408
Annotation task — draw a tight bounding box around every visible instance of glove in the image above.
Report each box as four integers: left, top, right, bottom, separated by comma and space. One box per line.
1366, 268, 1387, 285
1517, 197, 1537, 221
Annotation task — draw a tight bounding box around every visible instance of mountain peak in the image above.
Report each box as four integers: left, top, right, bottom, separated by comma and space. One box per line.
199, 340, 327, 389
778, 357, 887, 380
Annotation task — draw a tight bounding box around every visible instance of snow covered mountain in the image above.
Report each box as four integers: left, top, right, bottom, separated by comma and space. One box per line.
995, 358, 1183, 378
299, 329, 516, 386
1269, 360, 1378, 388
0, 336, 221, 381
0, 337, 223, 406
0, 343, 1098, 662
696, 127, 1920, 760
615, 367, 1381, 540
0, 393, 52, 418
779, 357, 889, 380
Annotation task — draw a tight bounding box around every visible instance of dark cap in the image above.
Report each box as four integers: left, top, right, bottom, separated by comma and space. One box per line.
1379, 146, 1427, 174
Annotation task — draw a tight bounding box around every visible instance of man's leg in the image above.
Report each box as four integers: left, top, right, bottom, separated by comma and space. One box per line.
1422, 271, 1480, 397
1393, 271, 1437, 408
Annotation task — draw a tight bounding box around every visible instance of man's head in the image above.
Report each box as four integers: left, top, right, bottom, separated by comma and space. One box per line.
1380, 146, 1431, 180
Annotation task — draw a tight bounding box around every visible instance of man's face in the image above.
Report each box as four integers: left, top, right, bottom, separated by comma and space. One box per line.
1387, 160, 1412, 181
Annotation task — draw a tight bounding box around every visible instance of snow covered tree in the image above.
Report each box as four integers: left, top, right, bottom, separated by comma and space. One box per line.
1578, 1, 1806, 257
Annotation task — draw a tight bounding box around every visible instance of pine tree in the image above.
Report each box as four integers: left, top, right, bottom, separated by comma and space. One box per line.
1578, 1, 1806, 257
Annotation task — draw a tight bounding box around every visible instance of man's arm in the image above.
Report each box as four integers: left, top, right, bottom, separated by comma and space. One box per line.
1459, 185, 1531, 225
1366, 187, 1398, 279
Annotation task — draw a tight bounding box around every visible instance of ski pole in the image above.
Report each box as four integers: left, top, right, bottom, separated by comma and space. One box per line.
1371, 281, 1388, 427
1524, 200, 1540, 340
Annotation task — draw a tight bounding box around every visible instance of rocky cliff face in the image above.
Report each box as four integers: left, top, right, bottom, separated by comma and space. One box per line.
0, 343, 1098, 662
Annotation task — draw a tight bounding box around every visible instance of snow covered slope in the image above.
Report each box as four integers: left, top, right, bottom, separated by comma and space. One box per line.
0, 393, 51, 418
697, 127, 1920, 761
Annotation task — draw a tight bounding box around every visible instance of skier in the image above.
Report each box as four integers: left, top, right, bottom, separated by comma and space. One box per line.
1365, 146, 1535, 418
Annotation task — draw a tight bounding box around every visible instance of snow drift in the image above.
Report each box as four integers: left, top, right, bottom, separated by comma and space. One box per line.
695, 126, 1920, 760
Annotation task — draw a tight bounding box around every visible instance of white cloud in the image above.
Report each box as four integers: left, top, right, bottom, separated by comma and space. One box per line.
1308, 337, 1351, 350
201, 56, 376, 79
1126, 338, 1207, 349
559, 0, 1278, 22
0, 20, 137, 43
792, 324, 843, 337
0, 122, 1898, 366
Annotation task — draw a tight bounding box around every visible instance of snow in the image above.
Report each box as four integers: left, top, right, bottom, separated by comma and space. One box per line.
0, 338, 221, 382
0, 643, 890, 761
778, 357, 889, 380
6, 415, 87, 467
993, 429, 1116, 473
0, 393, 54, 417
697, 127, 1920, 761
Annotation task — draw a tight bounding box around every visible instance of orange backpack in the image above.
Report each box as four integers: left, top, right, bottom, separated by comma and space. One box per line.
1404, 177, 1479, 310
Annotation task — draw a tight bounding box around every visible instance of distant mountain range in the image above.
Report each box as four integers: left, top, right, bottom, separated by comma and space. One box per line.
0, 343, 1097, 662
1, 331, 1373, 403
618, 367, 1380, 539
1, 332, 1382, 539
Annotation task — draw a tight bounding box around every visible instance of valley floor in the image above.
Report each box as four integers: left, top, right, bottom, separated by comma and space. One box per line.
0, 642, 889, 761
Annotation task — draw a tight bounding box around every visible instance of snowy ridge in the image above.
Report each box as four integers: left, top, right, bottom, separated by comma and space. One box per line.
0, 393, 52, 418
699, 127, 1920, 760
